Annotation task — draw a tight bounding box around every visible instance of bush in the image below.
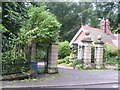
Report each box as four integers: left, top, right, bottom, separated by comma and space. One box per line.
58, 41, 70, 59
75, 64, 83, 70
91, 44, 95, 63
104, 43, 118, 55
73, 60, 82, 69
63, 56, 70, 64
104, 43, 119, 65
68, 63, 74, 67
2, 33, 30, 75
57, 56, 70, 64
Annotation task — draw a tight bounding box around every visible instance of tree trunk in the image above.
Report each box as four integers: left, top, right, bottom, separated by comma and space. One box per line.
31, 39, 36, 61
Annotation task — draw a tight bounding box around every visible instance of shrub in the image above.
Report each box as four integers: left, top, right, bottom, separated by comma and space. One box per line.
68, 63, 74, 67
73, 60, 82, 69
91, 44, 95, 63
2, 33, 30, 75
58, 56, 70, 64
75, 64, 83, 70
58, 41, 70, 59
57, 59, 62, 64
104, 43, 119, 65
63, 56, 70, 64
104, 43, 118, 55
73, 59, 81, 66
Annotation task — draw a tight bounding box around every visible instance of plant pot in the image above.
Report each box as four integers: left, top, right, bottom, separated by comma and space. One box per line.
31, 61, 38, 77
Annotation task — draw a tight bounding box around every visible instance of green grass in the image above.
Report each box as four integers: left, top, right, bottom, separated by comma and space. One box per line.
13, 73, 63, 82
58, 63, 118, 71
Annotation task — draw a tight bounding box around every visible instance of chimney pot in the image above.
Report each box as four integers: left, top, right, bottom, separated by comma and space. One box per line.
99, 18, 110, 34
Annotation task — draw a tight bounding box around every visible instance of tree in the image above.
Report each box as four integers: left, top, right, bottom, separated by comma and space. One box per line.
46, 2, 119, 41
94, 2, 119, 33
46, 2, 96, 41
2, 2, 28, 35
20, 4, 61, 60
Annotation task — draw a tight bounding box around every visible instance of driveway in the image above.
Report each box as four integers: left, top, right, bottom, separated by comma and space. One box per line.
1, 66, 119, 88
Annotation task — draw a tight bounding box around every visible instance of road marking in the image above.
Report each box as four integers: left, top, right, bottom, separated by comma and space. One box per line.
112, 85, 118, 88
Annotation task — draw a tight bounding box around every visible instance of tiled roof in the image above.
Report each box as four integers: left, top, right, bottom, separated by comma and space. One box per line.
82, 26, 114, 45
70, 25, 120, 49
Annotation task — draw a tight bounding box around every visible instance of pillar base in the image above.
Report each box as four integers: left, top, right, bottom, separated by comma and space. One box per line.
47, 67, 58, 74
95, 64, 103, 69
83, 64, 92, 69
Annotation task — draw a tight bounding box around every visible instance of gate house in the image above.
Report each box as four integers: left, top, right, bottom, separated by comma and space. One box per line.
70, 19, 120, 60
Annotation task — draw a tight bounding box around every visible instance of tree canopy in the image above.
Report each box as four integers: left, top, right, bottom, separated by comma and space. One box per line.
2, 2, 119, 42
45, 2, 119, 41
2, 2, 28, 34
20, 4, 61, 44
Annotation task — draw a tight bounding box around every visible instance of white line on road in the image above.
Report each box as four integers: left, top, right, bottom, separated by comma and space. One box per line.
112, 85, 118, 88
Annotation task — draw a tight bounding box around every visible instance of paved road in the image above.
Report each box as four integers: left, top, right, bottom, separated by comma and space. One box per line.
1, 66, 119, 89
49, 84, 118, 88
1, 84, 119, 90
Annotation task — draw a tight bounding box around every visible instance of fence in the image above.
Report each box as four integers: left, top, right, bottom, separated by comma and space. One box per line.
2, 33, 48, 76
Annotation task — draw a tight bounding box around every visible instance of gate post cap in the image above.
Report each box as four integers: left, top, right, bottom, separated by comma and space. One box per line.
97, 35, 102, 41
85, 31, 90, 36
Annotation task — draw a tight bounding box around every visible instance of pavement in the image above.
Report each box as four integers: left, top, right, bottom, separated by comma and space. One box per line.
1, 65, 119, 88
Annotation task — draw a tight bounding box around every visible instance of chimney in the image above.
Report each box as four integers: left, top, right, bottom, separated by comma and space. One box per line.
99, 18, 110, 34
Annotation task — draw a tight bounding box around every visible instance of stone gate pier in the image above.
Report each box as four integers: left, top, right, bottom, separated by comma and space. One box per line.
94, 35, 104, 69
47, 42, 58, 74
81, 31, 93, 69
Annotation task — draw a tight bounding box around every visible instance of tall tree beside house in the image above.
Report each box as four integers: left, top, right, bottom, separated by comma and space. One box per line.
46, 2, 119, 41
46, 2, 94, 41
94, 2, 119, 33
20, 4, 61, 61
30, 2, 119, 41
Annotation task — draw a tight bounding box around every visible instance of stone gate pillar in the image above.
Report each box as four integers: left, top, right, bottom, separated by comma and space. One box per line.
94, 35, 104, 69
47, 42, 58, 74
81, 31, 92, 69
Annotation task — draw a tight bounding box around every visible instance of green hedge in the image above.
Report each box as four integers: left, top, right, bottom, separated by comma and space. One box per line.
103, 43, 119, 65
2, 34, 30, 75
58, 41, 70, 59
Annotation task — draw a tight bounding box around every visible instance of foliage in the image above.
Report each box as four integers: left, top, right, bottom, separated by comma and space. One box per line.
95, 2, 119, 33
112, 24, 120, 33
73, 60, 82, 69
2, 3, 61, 75
20, 4, 61, 44
46, 2, 119, 41
9, 2, 118, 42
103, 43, 119, 65
73, 59, 81, 66
63, 56, 70, 64
2, 2, 28, 34
75, 64, 83, 70
0, 24, 8, 32
57, 56, 70, 64
2, 2, 30, 76
46, 2, 94, 41
91, 44, 95, 63
36, 47, 46, 60
58, 41, 70, 59
104, 43, 118, 55
2, 32, 30, 75
57, 59, 62, 64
